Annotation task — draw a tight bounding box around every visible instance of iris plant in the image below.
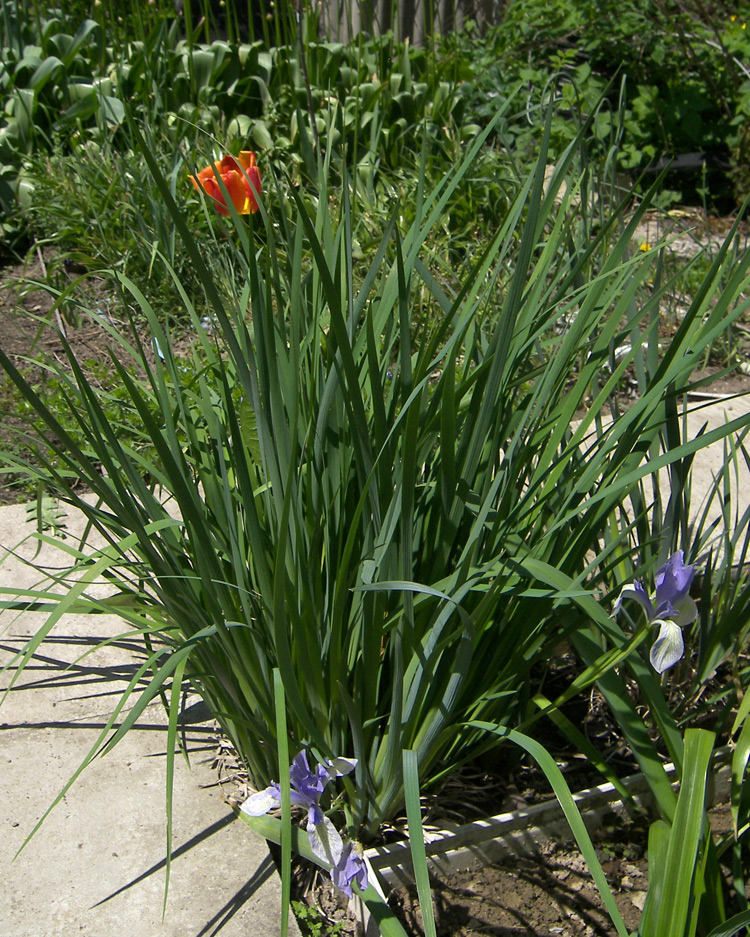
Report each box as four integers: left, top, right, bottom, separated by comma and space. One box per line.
615, 551, 698, 674
241, 750, 367, 896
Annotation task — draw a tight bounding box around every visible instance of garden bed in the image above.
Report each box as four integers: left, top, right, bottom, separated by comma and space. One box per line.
289, 764, 733, 937
0, 248, 196, 503
5, 224, 750, 937
289, 806, 736, 937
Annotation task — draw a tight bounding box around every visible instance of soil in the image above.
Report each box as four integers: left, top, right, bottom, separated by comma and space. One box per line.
0, 246, 120, 375
0, 247, 121, 502
292, 802, 737, 937
388, 843, 647, 937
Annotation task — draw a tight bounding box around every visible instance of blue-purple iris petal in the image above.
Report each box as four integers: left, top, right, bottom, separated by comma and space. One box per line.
289, 749, 327, 803
631, 579, 654, 617
653, 597, 678, 620
308, 803, 325, 827
288, 789, 308, 808
654, 551, 694, 607
289, 750, 313, 789
317, 762, 334, 784
331, 844, 369, 898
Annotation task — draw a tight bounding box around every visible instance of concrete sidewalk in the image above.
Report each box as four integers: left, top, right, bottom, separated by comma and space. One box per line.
0, 500, 298, 937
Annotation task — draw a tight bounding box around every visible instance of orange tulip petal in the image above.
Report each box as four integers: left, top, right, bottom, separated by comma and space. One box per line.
242, 167, 262, 213
217, 154, 238, 174
237, 151, 257, 171
198, 165, 218, 184
222, 170, 249, 213
191, 152, 261, 216
199, 175, 229, 215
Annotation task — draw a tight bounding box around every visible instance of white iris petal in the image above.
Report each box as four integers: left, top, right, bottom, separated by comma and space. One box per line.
329, 757, 358, 777
308, 816, 344, 866
240, 788, 279, 817
650, 620, 685, 674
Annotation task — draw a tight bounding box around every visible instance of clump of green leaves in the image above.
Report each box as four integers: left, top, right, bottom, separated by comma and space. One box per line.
464, 0, 750, 205
291, 901, 346, 937
4, 103, 750, 835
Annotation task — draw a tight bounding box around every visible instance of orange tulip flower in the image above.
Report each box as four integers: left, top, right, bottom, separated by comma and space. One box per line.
190, 151, 261, 215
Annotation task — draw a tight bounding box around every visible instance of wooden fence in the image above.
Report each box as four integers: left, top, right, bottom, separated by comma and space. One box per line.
317, 0, 506, 43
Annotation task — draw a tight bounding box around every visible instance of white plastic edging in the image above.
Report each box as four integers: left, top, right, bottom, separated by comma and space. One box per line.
364, 754, 731, 889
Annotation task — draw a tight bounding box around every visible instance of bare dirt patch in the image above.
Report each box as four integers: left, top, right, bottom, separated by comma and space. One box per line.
0, 247, 192, 504
289, 803, 737, 937
387, 841, 646, 937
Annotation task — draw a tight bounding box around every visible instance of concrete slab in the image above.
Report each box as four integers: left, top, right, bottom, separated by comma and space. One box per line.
576, 392, 750, 545
0, 501, 298, 937
680, 392, 750, 527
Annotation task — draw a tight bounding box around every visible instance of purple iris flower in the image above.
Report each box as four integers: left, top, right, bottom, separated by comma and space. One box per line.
241, 749, 357, 867
614, 551, 698, 674
331, 842, 369, 898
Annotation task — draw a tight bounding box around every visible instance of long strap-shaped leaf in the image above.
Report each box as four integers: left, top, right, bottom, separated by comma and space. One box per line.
402, 749, 437, 937
705, 909, 750, 937
273, 669, 291, 937
641, 728, 716, 937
